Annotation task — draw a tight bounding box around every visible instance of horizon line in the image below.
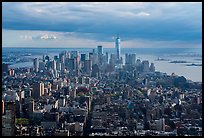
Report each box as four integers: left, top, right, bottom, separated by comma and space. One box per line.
2, 47, 201, 49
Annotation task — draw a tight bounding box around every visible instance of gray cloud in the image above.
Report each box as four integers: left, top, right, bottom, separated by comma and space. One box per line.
2, 2, 202, 47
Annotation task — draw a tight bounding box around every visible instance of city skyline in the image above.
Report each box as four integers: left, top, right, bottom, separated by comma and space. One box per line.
2, 44, 202, 136
2, 2, 202, 48
2, 2, 202, 136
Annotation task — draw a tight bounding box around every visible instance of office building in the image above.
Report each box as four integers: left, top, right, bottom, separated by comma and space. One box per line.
59, 53, 65, 64
89, 52, 93, 60
130, 54, 136, 65
54, 55, 58, 61
109, 54, 116, 66
52, 60, 56, 70
32, 82, 44, 99
29, 100, 35, 113
76, 55, 80, 70
92, 49, 98, 65
84, 60, 92, 75
2, 100, 4, 114
2, 102, 16, 136
105, 52, 109, 64
39, 61, 45, 71
125, 53, 130, 65
149, 118, 165, 131
9, 69, 15, 76
125, 53, 136, 65
150, 63, 155, 72
68, 58, 77, 70
70, 87, 76, 99
64, 51, 70, 58
98, 46, 103, 56
81, 54, 87, 62
65, 58, 69, 68
71, 51, 79, 59
115, 34, 121, 60
41, 82, 45, 96
142, 60, 149, 72
91, 64, 99, 77
2, 63, 9, 74
97, 45, 103, 64
33, 58, 39, 72
46, 60, 52, 70
56, 61, 62, 71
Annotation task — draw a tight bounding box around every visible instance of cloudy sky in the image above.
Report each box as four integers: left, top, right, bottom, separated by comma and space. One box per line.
2, 2, 202, 48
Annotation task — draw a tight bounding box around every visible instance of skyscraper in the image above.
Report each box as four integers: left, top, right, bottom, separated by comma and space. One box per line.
39, 61, 45, 71
32, 82, 44, 99
115, 34, 121, 60
2, 100, 4, 114
91, 64, 99, 77
150, 63, 155, 72
130, 54, 136, 65
2, 63, 9, 75
92, 49, 98, 65
81, 53, 87, 62
110, 54, 116, 66
67, 58, 77, 70
125, 53, 130, 65
84, 59, 92, 75
105, 52, 109, 64
97, 45, 103, 57
52, 60, 56, 70
142, 60, 150, 72
2, 102, 16, 136
89, 52, 93, 60
97, 45, 103, 65
40, 82, 45, 96
71, 51, 79, 59
9, 69, 15, 76
33, 58, 39, 72
59, 53, 65, 64
125, 53, 136, 65
56, 61, 62, 71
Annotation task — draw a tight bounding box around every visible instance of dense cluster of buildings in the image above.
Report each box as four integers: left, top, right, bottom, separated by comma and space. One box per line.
2, 35, 202, 136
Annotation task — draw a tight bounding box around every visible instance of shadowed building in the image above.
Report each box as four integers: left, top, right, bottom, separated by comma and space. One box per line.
2, 102, 16, 136
32, 82, 44, 99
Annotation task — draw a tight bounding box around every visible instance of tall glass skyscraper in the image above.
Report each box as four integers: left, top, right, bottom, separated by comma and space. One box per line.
97, 45, 103, 64
97, 45, 103, 56
33, 58, 39, 72
115, 34, 121, 60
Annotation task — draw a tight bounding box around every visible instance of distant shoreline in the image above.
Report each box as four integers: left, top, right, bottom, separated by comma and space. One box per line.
169, 61, 188, 63
186, 63, 202, 66
2, 47, 202, 49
